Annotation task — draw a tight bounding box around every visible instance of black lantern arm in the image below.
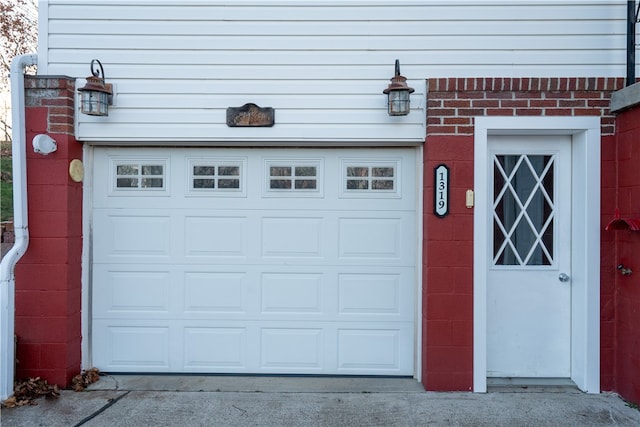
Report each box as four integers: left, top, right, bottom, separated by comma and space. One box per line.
79, 59, 111, 96
383, 59, 415, 94
90, 59, 105, 79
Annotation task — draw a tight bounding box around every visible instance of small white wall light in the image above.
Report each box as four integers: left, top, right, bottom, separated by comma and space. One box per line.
32, 134, 57, 155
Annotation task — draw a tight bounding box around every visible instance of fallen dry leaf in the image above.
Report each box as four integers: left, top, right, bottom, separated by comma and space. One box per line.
71, 367, 101, 391
1, 377, 60, 407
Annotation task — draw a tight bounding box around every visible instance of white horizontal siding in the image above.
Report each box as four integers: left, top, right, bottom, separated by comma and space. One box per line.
39, 0, 633, 144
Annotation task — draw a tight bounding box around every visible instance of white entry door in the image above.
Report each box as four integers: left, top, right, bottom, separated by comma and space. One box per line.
486, 135, 572, 378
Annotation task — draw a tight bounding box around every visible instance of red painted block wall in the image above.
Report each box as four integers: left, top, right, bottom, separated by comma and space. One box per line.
423, 77, 623, 391
14, 76, 82, 387
610, 103, 640, 404
601, 132, 618, 393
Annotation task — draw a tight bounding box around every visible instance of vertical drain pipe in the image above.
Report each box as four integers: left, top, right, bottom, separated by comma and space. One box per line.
0, 53, 38, 401
627, 0, 638, 86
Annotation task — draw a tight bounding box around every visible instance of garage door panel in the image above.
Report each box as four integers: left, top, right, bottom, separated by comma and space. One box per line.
93, 269, 171, 315
261, 328, 323, 369
93, 322, 171, 371
261, 217, 324, 258
338, 327, 412, 372
339, 217, 403, 260
93, 319, 414, 374
92, 147, 417, 376
338, 273, 402, 315
260, 273, 323, 314
94, 212, 172, 260
95, 211, 415, 266
184, 272, 247, 313
93, 265, 413, 321
184, 327, 247, 369
184, 216, 249, 257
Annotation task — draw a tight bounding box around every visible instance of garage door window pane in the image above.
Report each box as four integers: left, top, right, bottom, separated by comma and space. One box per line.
268, 162, 319, 192
194, 166, 215, 176
115, 162, 165, 190
372, 180, 394, 190
270, 179, 292, 189
219, 166, 240, 176
117, 165, 138, 175
141, 178, 163, 188
347, 180, 368, 189
295, 180, 316, 189
190, 162, 242, 192
345, 163, 396, 193
373, 167, 393, 177
218, 179, 240, 189
270, 167, 291, 177
194, 179, 215, 189
142, 165, 163, 175
116, 177, 139, 188
295, 166, 316, 177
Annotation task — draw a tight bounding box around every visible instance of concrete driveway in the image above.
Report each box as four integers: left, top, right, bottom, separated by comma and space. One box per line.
2, 375, 639, 426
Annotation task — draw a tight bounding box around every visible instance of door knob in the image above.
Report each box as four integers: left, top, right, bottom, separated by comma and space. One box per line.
558, 273, 570, 282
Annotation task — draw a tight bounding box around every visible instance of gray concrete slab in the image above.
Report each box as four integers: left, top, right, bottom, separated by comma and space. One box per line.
610, 81, 640, 112
89, 374, 425, 393
0, 390, 127, 427
2, 376, 639, 427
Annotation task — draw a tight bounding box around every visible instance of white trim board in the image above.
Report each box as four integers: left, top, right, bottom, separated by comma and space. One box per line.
473, 116, 601, 393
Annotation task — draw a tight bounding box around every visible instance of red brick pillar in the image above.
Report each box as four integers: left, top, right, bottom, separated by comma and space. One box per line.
14, 76, 82, 387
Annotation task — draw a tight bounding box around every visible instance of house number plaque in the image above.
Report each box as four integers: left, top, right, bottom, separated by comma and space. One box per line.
434, 164, 449, 218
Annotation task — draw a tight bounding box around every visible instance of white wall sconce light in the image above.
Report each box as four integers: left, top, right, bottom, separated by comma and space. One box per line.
78, 59, 112, 116
32, 134, 57, 155
383, 59, 414, 116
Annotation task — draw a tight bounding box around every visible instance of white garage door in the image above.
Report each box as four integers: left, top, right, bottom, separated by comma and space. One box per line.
91, 147, 417, 375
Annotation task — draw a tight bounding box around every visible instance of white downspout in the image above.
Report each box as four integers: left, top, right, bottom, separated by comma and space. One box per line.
0, 53, 38, 401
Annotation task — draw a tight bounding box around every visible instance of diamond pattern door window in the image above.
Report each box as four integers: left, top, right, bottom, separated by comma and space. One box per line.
493, 154, 554, 266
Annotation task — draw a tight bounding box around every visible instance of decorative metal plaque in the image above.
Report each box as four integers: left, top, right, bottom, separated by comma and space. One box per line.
226, 103, 275, 127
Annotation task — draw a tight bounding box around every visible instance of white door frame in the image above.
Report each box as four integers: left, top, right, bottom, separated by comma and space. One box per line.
473, 116, 600, 393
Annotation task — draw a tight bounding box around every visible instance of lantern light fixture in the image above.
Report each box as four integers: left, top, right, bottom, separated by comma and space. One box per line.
78, 59, 112, 116
383, 59, 414, 116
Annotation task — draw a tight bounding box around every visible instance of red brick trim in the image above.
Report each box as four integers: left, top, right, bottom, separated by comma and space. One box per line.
427, 77, 625, 136
25, 76, 76, 136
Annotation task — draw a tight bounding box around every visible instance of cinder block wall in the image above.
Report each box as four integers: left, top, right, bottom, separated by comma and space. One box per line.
422, 77, 623, 391
610, 90, 640, 404
14, 76, 82, 387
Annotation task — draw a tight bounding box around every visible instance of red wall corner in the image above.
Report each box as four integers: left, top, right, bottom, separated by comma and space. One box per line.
608, 105, 640, 404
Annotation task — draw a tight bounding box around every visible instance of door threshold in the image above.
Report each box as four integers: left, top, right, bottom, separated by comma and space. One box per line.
487, 377, 579, 393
